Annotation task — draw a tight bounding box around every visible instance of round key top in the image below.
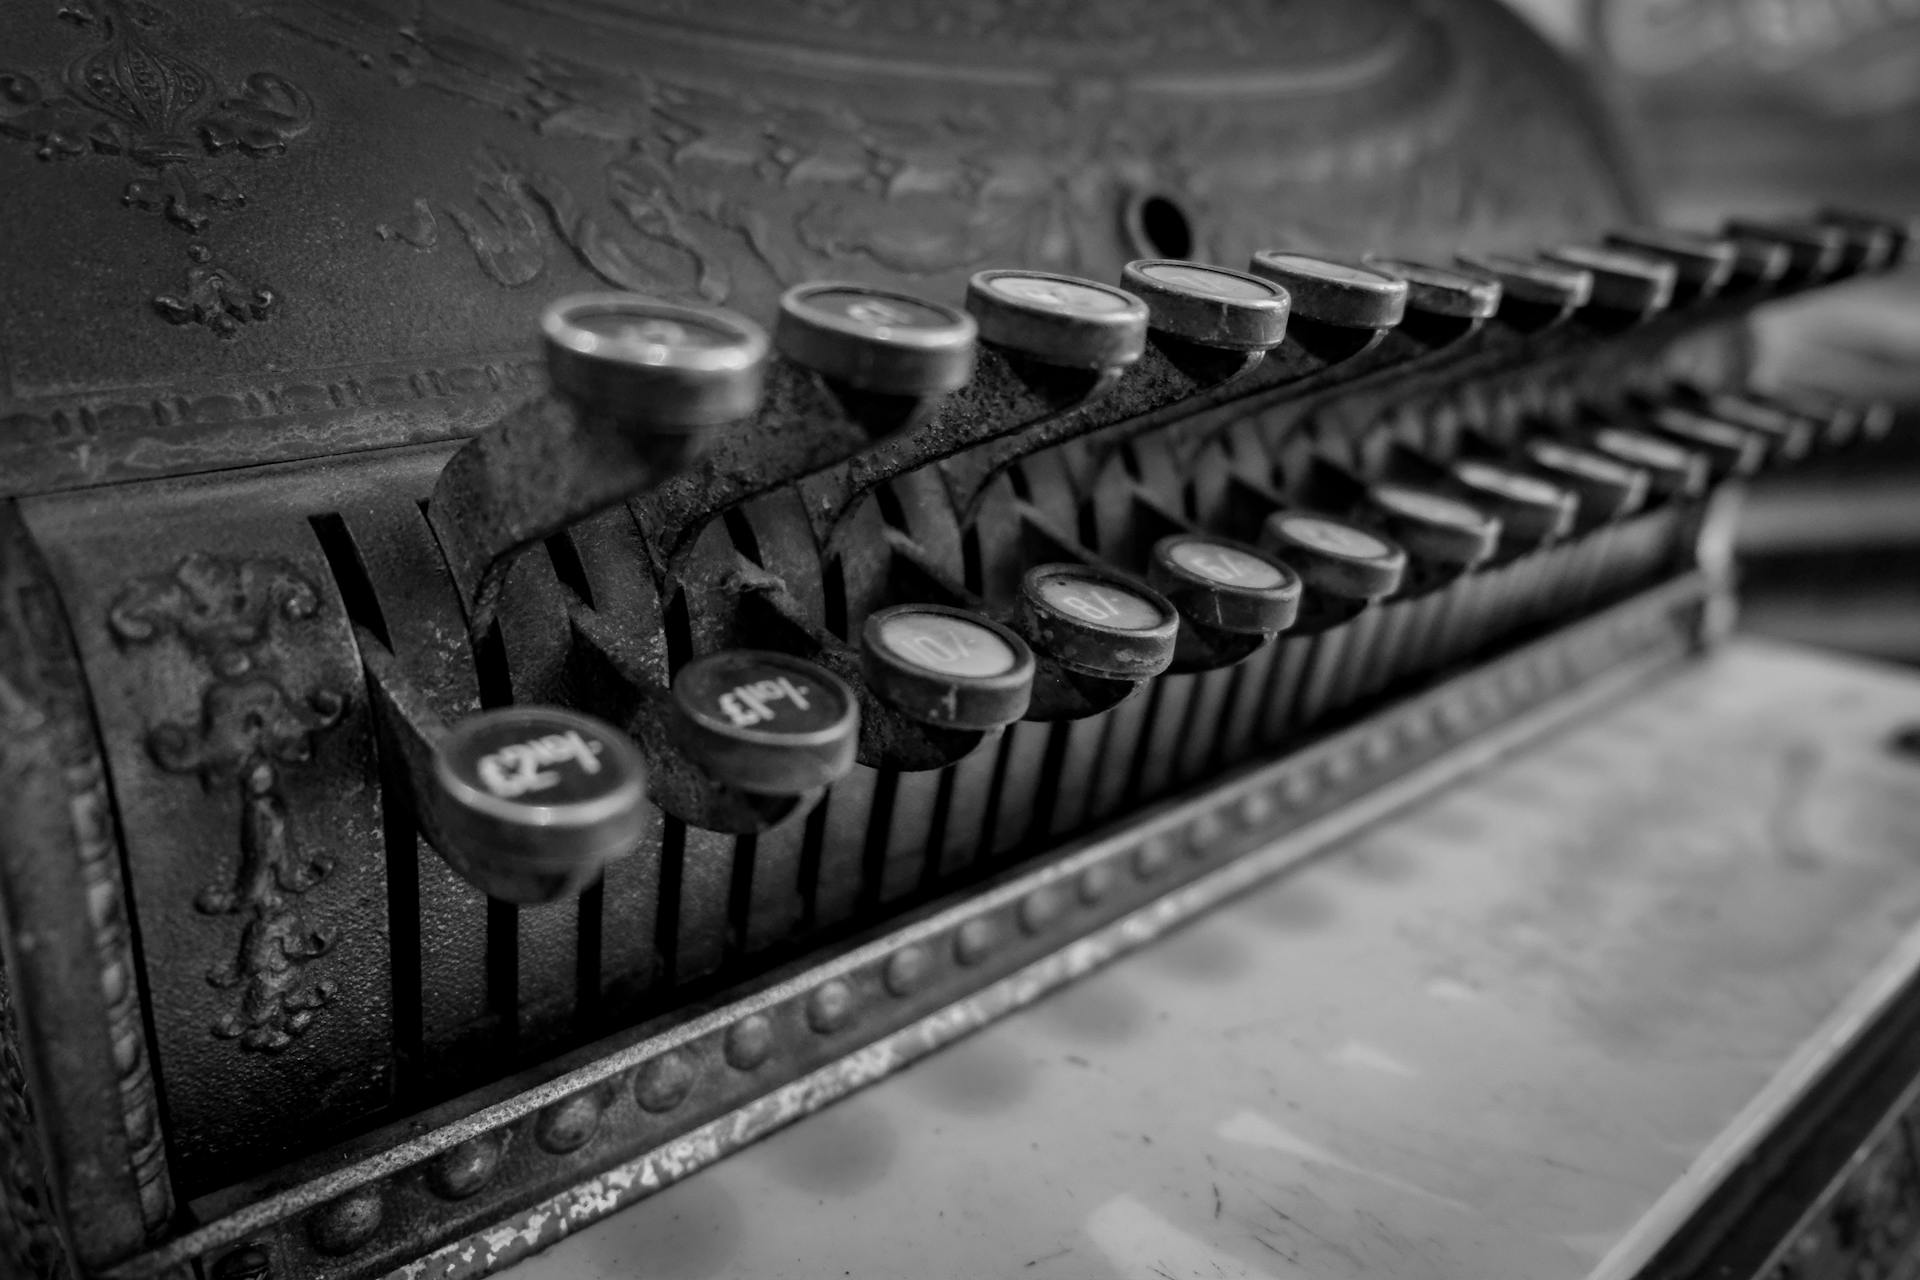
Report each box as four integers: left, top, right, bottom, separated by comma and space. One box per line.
1449, 460, 1576, 544
1120, 260, 1292, 351
1723, 219, 1843, 280
1540, 246, 1676, 314
1260, 511, 1407, 600
1148, 534, 1302, 635
672, 650, 859, 795
1020, 565, 1179, 681
1454, 252, 1593, 310
1366, 258, 1502, 319
776, 283, 977, 396
1589, 427, 1709, 499
1603, 229, 1736, 297
1649, 406, 1765, 478
431, 706, 648, 904
862, 604, 1035, 730
965, 270, 1149, 370
1247, 252, 1408, 329
1522, 439, 1649, 522
543, 294, 769, 429
1363, 483, 1501, 568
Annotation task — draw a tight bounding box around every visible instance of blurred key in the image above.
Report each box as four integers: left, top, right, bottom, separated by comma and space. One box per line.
1148, 533, 1303, 635
1695, 393, 1816, 461
966, 270, 1150, 371
544, 292, 769, 428
1647, 406, 1765, 479
1589, 427, 1709, 500
1722, 219, 1844, 281
1366, 258, 1502, 320
429, 707, 648, 905
1449, 460, 1576, 548
432, 293, 769, 631
1523, 439, 1648, 523
1540, 246, 1675, 316
1602, 229, 1735, 301
1725, 236, 1791, 290
1247, 252, 1409, 329
776, 282, 977, 396
1455, 252, 1593, 312
1363, 483, 1501, 569
1818, 207, 1917, 265
1260, 511, 1407, 601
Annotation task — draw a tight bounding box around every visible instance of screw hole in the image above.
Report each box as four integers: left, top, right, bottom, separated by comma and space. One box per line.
1128, 193, 1194, 260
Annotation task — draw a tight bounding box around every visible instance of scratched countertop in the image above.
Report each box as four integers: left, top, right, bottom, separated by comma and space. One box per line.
497, 638, 1920, 1280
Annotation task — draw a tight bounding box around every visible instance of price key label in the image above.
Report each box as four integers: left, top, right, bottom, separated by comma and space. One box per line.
672, 650, 859, 795
1151, 534, 1302, 635
429, 706, 649, 900
717, 675, 815, 729
864, 605, 1035, 730
1022, 565, 1179, 681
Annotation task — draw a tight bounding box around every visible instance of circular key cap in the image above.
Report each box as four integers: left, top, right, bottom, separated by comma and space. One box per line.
1120, 260, 1292, 351
1723, 219, 1843, 280
776, 283, 977, 396
1247, 252, 1408, 329
1589, 427, 1709, 499
543, 294, 769, 429
1648, 406, 1765, 477
432, 707, 648, 903
862, 604, 1035, 730
1449, 460, 1576, 544
1148, 534, 1302, 635
1021, 565, 1179, 680
966, 270, 1149, 370
1539, 246, 1676, 314
1602, 229, 1736, 297
1365, 258, 1502, 319
1363, 483, 1501, 568
1454, 252, 1593, 310
1522, 439, 1649, 521
1260, 511, 1407, 599
672, 650, 859, 795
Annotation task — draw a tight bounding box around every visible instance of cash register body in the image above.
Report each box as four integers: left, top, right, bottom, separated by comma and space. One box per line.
0, 2, 1911, 1278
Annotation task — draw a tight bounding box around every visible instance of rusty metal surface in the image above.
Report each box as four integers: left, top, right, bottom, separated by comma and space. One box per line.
490, 637, 1920, 1280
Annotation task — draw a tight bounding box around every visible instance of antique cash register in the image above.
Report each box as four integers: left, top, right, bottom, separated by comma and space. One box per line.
3, 2, 1919, 1277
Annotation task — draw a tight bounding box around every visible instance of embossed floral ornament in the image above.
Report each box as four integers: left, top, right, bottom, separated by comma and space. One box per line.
111, 553, 348, 1053
0, 0, 312, 333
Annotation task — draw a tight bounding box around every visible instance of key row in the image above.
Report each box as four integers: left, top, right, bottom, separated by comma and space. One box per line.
426, 206, 1913, 638
355, 207, 1909, 904
369, 373, 1885, 906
